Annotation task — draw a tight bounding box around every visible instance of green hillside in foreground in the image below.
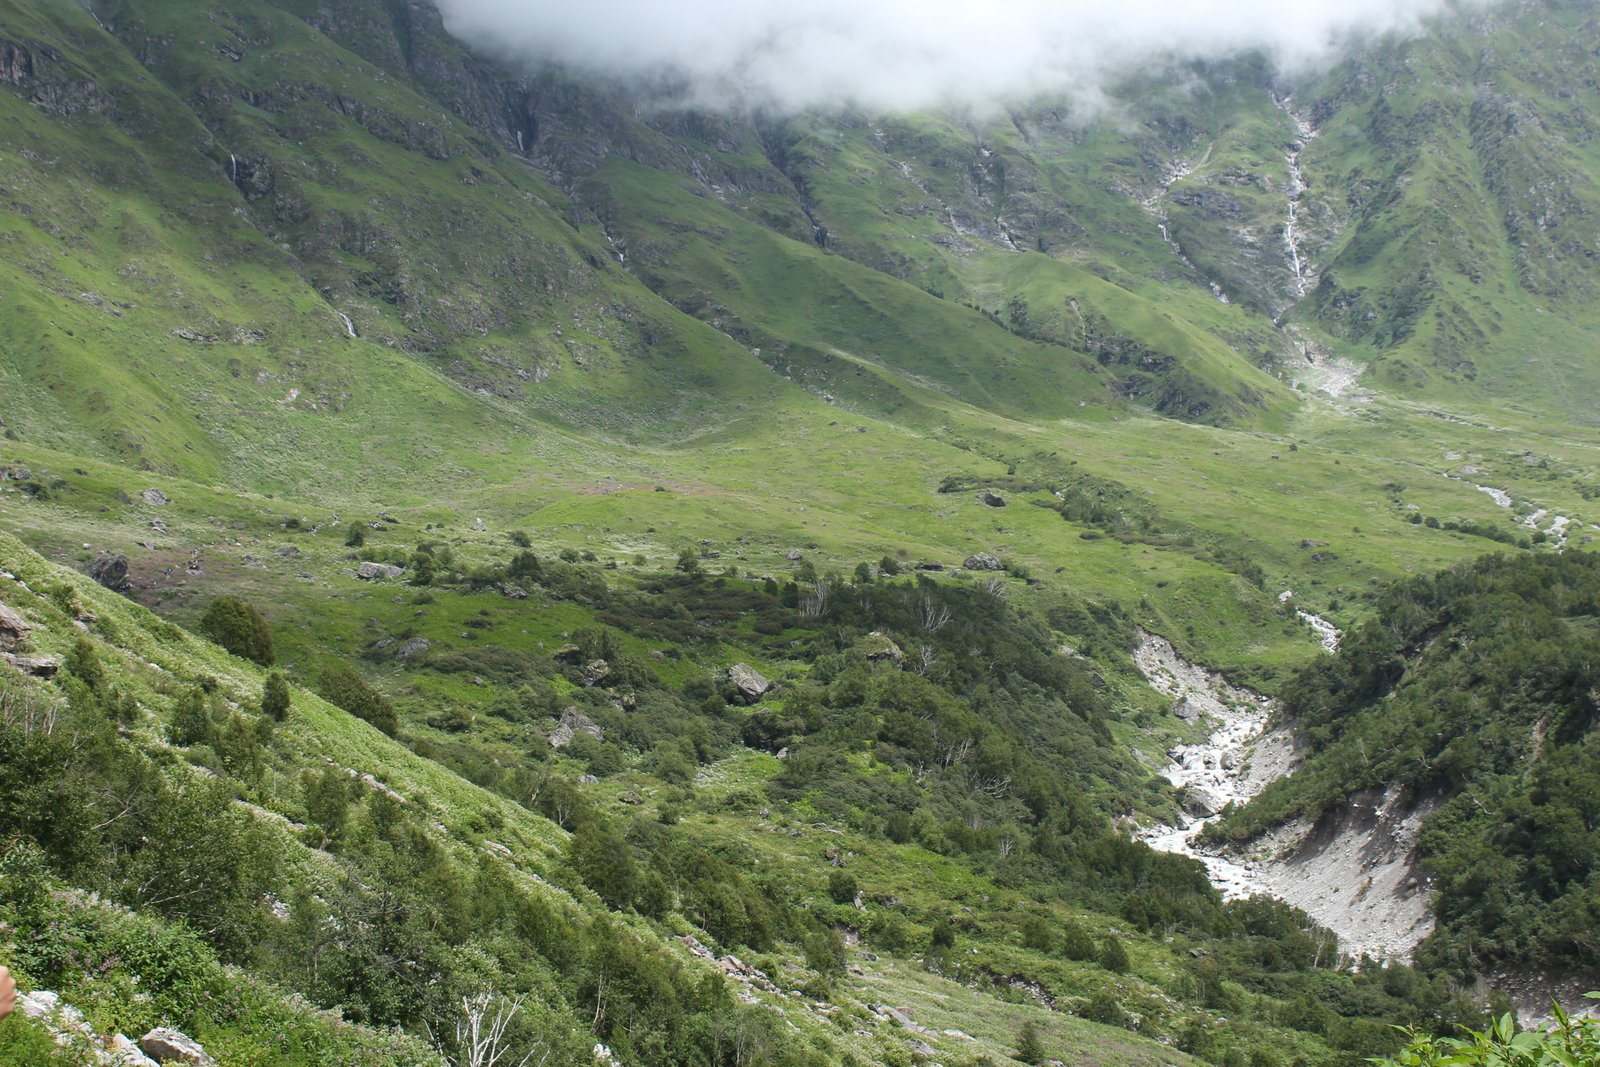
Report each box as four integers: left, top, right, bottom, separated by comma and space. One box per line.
1, 530, 1497, 1066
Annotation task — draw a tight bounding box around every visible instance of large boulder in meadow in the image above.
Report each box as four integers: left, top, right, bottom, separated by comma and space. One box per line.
549, 707, 603, 748
139, 1027, 216, 1065
728, 662, 770, 703
87, 554, 132, 592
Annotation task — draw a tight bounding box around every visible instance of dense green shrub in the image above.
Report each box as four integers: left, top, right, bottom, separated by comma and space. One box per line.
199, 595, 275, 666
318, 663, 398, 736
261, 671, 290, 720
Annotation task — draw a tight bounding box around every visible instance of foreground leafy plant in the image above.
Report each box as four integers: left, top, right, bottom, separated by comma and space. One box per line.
1380, 996, 1600, 1067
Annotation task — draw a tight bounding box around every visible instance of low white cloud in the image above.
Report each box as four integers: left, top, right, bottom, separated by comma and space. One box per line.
436, 0, 1470, 113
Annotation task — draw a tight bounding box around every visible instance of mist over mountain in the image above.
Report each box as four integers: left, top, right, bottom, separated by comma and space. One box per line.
437, 0, 1482, 111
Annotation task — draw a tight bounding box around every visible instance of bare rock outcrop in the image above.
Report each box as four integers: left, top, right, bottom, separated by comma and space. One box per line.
139, 1027, 216, 1065
0, 601, 30, 649
549, 706, 603, 748
728, 662, 769, 703
87, 554, 132, 592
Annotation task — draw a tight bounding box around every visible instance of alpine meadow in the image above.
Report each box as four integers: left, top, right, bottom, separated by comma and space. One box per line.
2, 0, 1600, 1065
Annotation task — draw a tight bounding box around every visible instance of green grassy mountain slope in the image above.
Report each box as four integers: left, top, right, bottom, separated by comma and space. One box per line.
1296, 2, 1600, 419
4, 0, 1600, 1061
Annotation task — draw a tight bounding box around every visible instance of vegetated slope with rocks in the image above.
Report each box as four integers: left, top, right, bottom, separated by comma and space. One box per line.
1207, 552, 1600, 993
0, 528, 1500, 1067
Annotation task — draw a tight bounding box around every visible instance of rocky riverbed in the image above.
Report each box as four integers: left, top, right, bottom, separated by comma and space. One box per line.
1134, 628, 1441, 964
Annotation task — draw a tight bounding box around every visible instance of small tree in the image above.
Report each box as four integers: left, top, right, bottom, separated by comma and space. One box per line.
1081, 987, 1128, 1027
1016, 1020, 1045, 1065
261, 672, 291, 721
199, 596, 275, 666
64, 636, 106, 694
302, 766, 349, 849
507, 550, 542, 581
827, 869, 858, 905
409, 551, 437, 585
569, 820, 636, 910
168, 686, 215, 747
446, 990, 549, 1067
1020, 914, 1053, 952
803, 929, 846, 978
1099, 935, 1130, 974
319, 663, 398, 736
676, 547, 701, 575
1060, 921, 1096, 961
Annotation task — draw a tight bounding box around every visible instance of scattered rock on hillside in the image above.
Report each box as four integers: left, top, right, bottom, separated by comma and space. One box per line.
347, 769, 407, 804
17, 990, 68, 1024
549, 706, 603, 747
139, 1027, 216, 1065
395, 637, 430, 660
275, 545, 301, 557
355, 561, 404, 580
141, 488, 169, 506
5, 653, 59, 678
0, 601, 30, 650
18, 991, 159, 1065
86, 554, 132, 592
499, 582, 527, 599
580, 659, 610, 686
109, 1034, 160, 1066
784, 548, 804, 561
962, 552, 1002, 571
728, 662, 770, 703
862, 632, 903, 663
869, 1004, 927, 1032
976, 491, 1006, 508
